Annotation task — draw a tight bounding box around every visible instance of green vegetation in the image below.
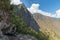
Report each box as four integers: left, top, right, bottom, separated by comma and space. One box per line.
0, 0, 10, 10
1, 0, 60, 40
10, 13, 49, 40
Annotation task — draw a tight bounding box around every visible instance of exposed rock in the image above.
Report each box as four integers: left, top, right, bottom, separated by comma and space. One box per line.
13, 4, 40, 32
0, 34, 37, 40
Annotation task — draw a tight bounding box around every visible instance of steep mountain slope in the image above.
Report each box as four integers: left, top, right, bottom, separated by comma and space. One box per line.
0, 0, 49, 40
12, 4, 40, 32
33, 13, 60, 39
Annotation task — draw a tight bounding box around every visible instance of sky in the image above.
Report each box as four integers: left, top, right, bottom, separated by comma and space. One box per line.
11, 0, 60, 18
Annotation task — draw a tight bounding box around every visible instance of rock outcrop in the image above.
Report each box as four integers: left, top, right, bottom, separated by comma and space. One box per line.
15, 4, 40, 32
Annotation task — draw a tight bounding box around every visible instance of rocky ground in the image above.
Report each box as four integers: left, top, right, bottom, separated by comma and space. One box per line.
0, 33, 37, 40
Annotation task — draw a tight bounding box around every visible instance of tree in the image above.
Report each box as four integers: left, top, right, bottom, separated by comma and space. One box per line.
0, 0, 10, 10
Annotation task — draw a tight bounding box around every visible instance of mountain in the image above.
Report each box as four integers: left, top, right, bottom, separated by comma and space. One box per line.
33, 13, 60, 39
1, 0, 60, 40
0, 0, 40, 40
13, 4, 40, 32
0, 0, 49, 40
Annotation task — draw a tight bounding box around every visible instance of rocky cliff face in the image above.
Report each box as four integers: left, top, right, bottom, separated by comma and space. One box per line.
13, 4, 40, 32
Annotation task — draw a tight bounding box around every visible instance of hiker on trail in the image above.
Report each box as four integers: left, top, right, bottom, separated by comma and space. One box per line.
12, 26, 17, 35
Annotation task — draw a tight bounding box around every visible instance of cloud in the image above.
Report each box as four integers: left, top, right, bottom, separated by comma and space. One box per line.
28, 4, 40, 13
28, 3, 60, 18
10, 0, 22, 5
56, 9, 60, 18
10, 0, 60, 18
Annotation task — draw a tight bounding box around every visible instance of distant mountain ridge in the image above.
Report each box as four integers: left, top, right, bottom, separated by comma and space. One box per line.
33, 13, 60, 36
